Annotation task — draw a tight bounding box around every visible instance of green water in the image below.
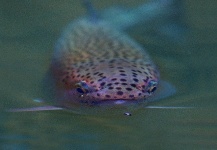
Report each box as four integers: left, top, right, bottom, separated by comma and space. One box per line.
1, 0, 217, 149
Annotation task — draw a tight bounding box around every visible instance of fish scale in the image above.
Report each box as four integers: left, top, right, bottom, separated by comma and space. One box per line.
50, 19, 160, 106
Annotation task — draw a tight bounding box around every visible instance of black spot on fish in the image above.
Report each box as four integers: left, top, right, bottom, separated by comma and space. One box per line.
120, 79, 127, 82
116, 87, 122, 90
137, 70, 142, 73
107, 83, 112, 86
94, 72, 99, 75
100, 82, 106, 87
98, 73, 104, 76
120, 73, 126, 76
121, 83, 127, 85
130, 84, 136, 88
143, 77, 149, 83
129, 95, 134, 98
119, 70, 125, 72
105, 95, 111, 98
126, 88, 132, 91
133, 78, 139, 82
117, 91, 123, 95
108, 87, 113, 90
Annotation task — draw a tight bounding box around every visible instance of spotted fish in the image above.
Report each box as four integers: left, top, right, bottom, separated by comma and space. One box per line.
10, 0, 186, 112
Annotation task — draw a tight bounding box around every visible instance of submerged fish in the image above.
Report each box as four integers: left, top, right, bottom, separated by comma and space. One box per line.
10, 0, 184, 113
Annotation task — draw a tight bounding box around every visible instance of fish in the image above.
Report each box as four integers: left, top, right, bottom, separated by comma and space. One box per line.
9, 0, 191, 114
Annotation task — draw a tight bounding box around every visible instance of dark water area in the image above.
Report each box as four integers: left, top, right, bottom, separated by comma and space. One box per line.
1, 0, 217, 149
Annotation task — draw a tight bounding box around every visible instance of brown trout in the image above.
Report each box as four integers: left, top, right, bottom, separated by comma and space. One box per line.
10, 0, 182, 113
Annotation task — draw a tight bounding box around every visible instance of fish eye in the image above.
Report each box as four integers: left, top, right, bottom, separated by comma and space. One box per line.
147, 80, 158, 94
76, 87, 86, 94
76, 81, 90, 94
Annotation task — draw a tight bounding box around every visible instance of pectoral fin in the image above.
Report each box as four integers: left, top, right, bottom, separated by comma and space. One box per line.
7, 106, 63, 112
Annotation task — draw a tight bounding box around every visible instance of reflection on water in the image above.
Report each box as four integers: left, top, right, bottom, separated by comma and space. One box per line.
1, 0, 217, 149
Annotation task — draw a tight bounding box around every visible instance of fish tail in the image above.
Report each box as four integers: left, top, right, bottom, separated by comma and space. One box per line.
82, 0, 99, 23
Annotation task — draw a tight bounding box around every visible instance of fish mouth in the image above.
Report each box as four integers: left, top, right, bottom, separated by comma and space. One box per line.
79, 98, 146, 107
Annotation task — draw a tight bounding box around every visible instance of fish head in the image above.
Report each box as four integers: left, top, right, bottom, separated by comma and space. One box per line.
58, 58, 160, 105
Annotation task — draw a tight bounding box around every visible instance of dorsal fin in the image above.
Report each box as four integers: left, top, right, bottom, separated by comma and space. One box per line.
83, 0, 99, 23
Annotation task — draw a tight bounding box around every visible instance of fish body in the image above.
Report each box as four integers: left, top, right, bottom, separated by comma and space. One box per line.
10, 0, 181, 112
51, 16, 159, 107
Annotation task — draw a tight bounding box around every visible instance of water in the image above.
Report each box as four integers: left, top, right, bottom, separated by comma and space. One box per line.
1, 0, 217, 149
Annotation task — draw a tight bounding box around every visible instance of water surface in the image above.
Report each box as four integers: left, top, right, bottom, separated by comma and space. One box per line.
1, 0, 217, 149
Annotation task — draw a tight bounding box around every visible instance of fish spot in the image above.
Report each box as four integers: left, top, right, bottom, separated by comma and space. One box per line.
94, 72, 99, 75
107, 83, 112, 86
98, 73, 104, 76
119, 70, 125, 72
130, 84, 137, 88
126, 88, 132, 91
143, 77, 149, 83
105, 95, 111, 98
133, 78, 139, 82
111, 78, 117, 81
121, 83, 127, 85
116, 87, 122, 90
143, 71, 148, 75
117, 91, 123, 95
120, 73, 126, 76
120, 78, 127, 82
129, 95, 134, 98
137, 70, 142, 73
100, 82, 106, 87
114, 82, 119, 85
108, 87, 113, 90
97, 93, 100, 97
